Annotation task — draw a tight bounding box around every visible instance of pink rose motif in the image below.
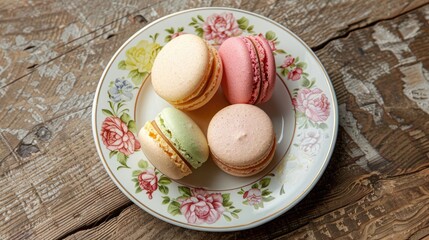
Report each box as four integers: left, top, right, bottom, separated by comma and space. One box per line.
258, 33, 276, 51
292, 88, 330, 122
138, 169, 158, 199
288, 67, 303, 81
203, 13, 241, 44
179, 188, 225, 224
282, 56, 295, 68
243, 188, 262, 206
100, 116, 141, 156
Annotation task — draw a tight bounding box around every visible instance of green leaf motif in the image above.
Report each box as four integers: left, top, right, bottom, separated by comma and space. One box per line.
302, 78, 311, 88
275, 49, 286, 54
238, 17, 249, 30
222, 193, 230, 203
280, 184, 285, 195
296, 62, 307, 69
237, 17, 246, 24
231, 212, 239, 219
109, 150, 118, 158
168, 201, 181, 216
132, 71, 148, 86
259, 178, 271, 188
138, 160, 148, 169
232, 209, 242, 214
132, 170, 142, 177
102, 109, 114, 116
247, 25, 254, 32
197, 15, 204, 22
164, 35, 172, 43
128, 120, 137, 134
178, 186, 191, 197
263, 196, 275, 202
118, 60, 126, 70
223, 201, 233, 207
162, 196, 170, 205
223, 214, 232, 222
159, 176, 172, 185
117, 165, 128, 170
165, 27, 174, 34
120, 112, 131, 124
192, 17, 198, 23
178, 27, 184, 32
251, 183, 259, 189
265, 31, 276, 40
319, 123, 328, 130
117, 152, 129, 168
135, 187, 142, 193
262, 189, 272, 197
159, 185, 169, 195
195, 28, 204, 37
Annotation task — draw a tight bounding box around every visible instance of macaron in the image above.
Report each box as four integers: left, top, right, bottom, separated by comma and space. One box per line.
219, 35, 276, 105
138, 108, 209, 179
207, 104, 276, 177
151, 34, 223, 111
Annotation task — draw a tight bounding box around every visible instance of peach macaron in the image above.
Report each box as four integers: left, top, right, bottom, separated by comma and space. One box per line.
151, 34, 223, 111
207, 104, 276, 177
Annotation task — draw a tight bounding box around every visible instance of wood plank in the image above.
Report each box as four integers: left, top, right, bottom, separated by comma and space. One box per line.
1, 0, 429, 239
64, 3, 429, 239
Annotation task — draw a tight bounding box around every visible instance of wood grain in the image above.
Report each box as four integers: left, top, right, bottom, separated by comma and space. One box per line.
0, 0, 429, 239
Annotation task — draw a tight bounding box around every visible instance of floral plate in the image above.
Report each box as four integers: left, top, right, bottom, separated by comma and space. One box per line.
92, 7, 338, 231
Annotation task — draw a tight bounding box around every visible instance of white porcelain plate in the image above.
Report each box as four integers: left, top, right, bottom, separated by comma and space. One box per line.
92, 7, 338, 231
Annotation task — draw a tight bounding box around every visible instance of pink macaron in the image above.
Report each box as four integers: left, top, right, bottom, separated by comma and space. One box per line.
219, 35, 276, 105
207, 104, 276, 177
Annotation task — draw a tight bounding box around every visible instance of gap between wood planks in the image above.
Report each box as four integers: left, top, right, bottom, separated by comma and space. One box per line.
311, 2, 429, 52
57, 3, 429, 239
56, 202, 133, 240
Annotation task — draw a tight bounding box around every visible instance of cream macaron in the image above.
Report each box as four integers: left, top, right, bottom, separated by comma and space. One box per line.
151, 34, 223, 111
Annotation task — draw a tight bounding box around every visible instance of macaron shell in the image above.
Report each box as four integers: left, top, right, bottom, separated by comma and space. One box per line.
174, 46, 223, 110
207, 104, 275, 168
212, 137, 276, 177
151, 34, 210, 102
138, 122, 192, 179
252, 36, 276, 103
156, 108, 209, 169
219, 37, 255, 104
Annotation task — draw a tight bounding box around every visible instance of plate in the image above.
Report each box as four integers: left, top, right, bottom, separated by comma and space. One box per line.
92, 7, 338, 232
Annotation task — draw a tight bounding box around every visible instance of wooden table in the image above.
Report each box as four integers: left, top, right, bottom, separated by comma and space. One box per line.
1, 1, 429, 239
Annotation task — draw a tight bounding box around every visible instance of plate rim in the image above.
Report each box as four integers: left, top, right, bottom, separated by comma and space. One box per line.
91, 6, 339, 232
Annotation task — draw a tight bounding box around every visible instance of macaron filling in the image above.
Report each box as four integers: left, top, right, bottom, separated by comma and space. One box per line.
251, 36, 273, 103
248, 36, 268, 104
150, 120, 193, 170
240, 36, 262, 104
155, 111, 207, 168
142, 122, 192, 176
173, 46, 222, 110
211, 136, 276, 176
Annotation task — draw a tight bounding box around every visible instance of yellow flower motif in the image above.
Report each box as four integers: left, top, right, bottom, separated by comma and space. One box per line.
124, 40, 161, 73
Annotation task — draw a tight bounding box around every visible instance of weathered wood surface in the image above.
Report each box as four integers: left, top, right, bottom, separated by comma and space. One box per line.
1, 0, 428, 239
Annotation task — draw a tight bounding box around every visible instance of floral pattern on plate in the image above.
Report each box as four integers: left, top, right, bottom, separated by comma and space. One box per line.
94, 8, 337, 230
